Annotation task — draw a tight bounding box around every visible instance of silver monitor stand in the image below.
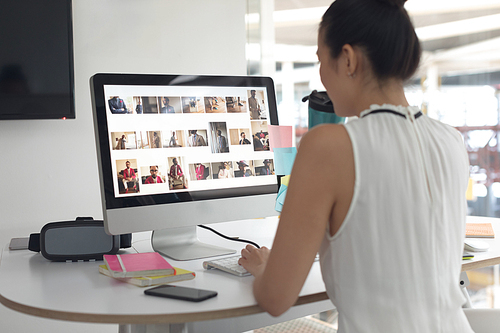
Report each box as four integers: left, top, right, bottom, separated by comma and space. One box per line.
151, 226, 236, 261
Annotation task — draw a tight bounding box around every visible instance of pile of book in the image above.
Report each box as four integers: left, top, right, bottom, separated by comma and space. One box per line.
99, 252, 195, 287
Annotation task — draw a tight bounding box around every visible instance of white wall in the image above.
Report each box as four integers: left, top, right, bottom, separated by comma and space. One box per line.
0, 1, 246, 332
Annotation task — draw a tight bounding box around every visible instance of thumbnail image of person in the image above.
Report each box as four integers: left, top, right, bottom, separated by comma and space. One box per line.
152, 131, 161, 148
116, 134, 127, 150
195, 163, 208, 180
188, 130, 206, 147
121, 160, 138, 193
235, 160, 253, 177
239, 132, 251, 145
209, 122, 229, 153
145, 165, 163, 184
182, 97, 203, 113
217, 165, 227, 178
216, 129, 228, 153
169, 131, 179, 147
225, 161, 234, 177
108, 96, 128, 114
226, 96, 246, 112
204, 96, 226, 113
140, 96, 159, 114
217, 162, 233, 179
259, 159, 274, 175
160, 97, 175, 113
169, 158, 186, 189
251, 125, 269, 151
258, 130, 267, 148
252, 134, 264, 150
248, 90, 261, 119
112, 132, 137, 150
204, 97, 217, 112
166, 130, 186, 147
259, 99, 267, 119
135, 99, 143, 114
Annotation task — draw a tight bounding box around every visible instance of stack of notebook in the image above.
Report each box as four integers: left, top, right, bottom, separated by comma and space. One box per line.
100, 252, 195, 287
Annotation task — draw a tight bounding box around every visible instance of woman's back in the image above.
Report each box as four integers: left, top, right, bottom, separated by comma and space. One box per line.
319, 105, 472, 332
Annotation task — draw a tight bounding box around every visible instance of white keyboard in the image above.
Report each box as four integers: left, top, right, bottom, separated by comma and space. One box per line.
203, 255, 250, 277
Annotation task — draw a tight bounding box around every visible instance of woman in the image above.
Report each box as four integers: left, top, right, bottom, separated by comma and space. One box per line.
239, 0, 472, 331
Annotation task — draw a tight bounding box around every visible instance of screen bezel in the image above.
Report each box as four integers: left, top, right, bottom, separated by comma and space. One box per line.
91, 73, 279, 212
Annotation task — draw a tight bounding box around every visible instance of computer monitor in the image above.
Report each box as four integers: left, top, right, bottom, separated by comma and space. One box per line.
91, 74, 279, 260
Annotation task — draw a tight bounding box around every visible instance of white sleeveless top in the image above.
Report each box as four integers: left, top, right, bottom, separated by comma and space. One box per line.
319, 105, 472, 332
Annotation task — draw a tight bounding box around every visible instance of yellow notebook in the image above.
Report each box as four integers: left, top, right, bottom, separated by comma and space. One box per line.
466, 223, 495, 238
99, 265, 195, 287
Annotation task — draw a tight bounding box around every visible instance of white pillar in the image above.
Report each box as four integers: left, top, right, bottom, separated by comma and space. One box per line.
424, 64, 439, 119
259, 0, 275, 77
279, 61, 295, 126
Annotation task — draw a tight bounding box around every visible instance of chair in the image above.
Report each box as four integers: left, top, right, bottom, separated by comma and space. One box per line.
168, 175, 184, 189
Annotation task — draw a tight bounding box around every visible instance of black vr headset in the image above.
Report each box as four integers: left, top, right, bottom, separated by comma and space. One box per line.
29, 217, 132, 261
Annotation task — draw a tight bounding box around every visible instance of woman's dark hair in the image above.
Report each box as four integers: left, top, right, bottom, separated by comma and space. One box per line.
320, 0, 421, 82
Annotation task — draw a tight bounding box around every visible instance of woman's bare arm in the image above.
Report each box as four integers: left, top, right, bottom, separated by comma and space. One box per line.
239, 123, 354, 316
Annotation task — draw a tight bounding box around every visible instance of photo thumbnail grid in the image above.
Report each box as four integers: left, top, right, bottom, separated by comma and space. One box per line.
114, 157, 275, 195
106, 89, 268, 120
105, 87, 275, 197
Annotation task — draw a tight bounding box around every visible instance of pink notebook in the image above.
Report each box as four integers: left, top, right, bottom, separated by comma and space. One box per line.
103, 252, 174, 278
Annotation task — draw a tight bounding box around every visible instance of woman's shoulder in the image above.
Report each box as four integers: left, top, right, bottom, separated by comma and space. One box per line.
302, 123, 350, 148
298, 124, 352, 163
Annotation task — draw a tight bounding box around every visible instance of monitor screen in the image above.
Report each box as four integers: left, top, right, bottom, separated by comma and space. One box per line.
0, 0, 75, 120
91, 74, 279, 260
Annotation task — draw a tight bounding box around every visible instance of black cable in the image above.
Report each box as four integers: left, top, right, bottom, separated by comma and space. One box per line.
197, 225, 260, 249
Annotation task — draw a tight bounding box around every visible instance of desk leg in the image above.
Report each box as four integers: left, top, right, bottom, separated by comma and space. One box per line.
118, 323, 188, 333
460, 271, 472, 308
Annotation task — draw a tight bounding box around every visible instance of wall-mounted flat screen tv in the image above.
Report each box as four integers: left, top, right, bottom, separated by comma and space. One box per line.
0, 0, 75, 120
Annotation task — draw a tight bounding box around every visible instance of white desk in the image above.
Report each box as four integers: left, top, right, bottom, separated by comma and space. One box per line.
2, 216, 500, 333
462, 216, 500, 272
459, 216, 500, 308
0, 217, 333, 333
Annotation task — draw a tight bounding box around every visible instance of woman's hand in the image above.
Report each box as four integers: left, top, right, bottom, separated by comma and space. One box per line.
238, 244, 270, 277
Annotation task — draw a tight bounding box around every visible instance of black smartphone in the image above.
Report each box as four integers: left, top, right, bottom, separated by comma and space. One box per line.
144, 285, 218, 302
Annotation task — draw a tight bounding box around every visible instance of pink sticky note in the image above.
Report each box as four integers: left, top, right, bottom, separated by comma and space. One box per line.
268, 125, 293, 151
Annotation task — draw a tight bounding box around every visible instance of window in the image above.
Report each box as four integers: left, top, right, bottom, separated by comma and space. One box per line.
247, 0, 500, 217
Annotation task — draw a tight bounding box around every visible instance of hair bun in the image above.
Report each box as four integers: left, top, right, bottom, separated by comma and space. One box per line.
376, 0, 406, 8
